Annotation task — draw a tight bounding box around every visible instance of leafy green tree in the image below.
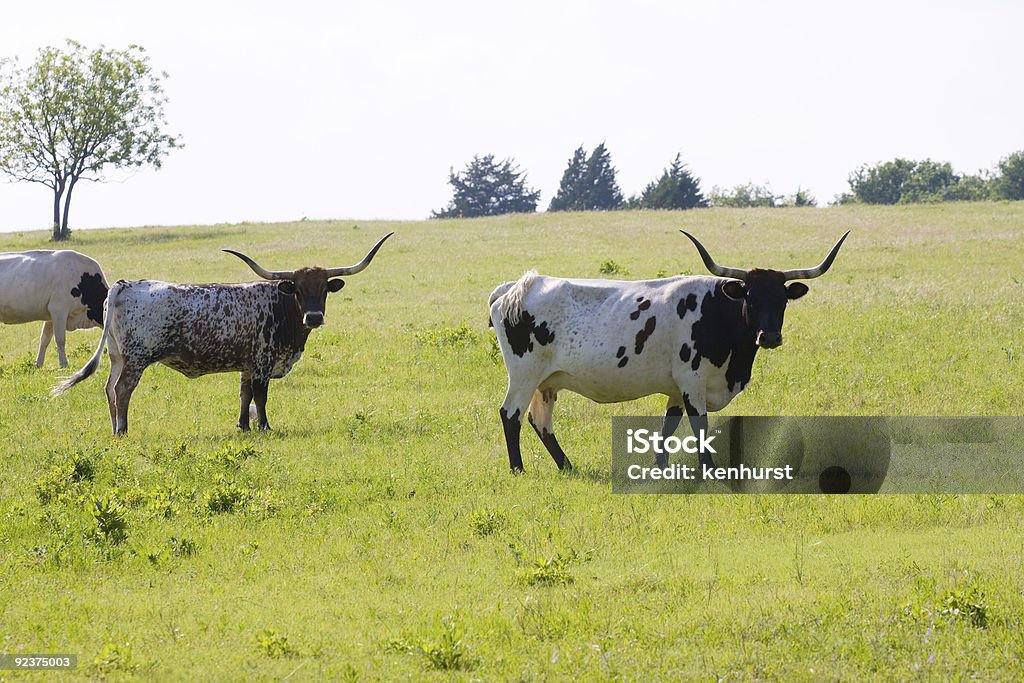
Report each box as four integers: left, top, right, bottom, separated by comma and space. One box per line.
943, 172, 992, 202
993, 150, 1024, 200
549, 143, 624, 211
848, 158, 993, 204
432, 154, 540, 218
899, 159, 957, 203
634, 153, 707, 210
0, 40, 181, 241
848, 159, 916, 205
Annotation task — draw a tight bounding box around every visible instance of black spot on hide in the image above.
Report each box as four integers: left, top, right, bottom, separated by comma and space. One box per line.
634, 316, 657, 355
502, 310, 556, 357
677, 293, 699, 319
70, 271, 108, 325
629, 298, 652, 320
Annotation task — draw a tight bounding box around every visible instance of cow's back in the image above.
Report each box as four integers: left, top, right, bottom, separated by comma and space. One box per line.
495, 274, 723, 403
0, 250, 106, 327
110, 280, 278, 378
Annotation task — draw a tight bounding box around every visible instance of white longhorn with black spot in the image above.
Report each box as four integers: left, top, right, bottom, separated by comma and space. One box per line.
0, 250, 109, 368
488, 231, 849, 472
52, 234, 393, 435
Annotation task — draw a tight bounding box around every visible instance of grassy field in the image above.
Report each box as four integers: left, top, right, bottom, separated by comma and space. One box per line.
0, 205, 1022, 680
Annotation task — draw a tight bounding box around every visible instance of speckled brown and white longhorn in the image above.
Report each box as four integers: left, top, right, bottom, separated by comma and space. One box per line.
52, 233, 393, 435
488, 230, 849, 473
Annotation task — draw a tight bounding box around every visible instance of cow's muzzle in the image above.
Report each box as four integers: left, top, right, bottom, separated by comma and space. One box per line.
303, 312, 325, 328
756, 331, 783, 349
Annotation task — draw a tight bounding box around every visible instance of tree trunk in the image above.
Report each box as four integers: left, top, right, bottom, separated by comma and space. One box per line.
58, 177, 76, 241
51, 180, 66, 241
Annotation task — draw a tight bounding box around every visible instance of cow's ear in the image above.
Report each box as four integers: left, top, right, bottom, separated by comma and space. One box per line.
327, 278, 345, 293
787, 282, 809, 300
277, 280, 296, 295
722, 280, 747, 300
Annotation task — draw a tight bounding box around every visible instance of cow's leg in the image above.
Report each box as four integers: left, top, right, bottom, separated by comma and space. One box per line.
252, 378, 271, 431
48, 311, 69, 368
36, 321, 54, 368
112, 364, 144, 436
105, 337, 124, 433
237, 374, 253, 431
657, 398, 686, 468
682, 391, 715, 470
527, 388, 572, 471
500, 382, 539, 474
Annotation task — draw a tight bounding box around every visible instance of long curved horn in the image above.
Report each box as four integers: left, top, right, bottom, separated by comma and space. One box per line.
324, 232, 394, 277
780, 231, 850, 281
680, 231, 748, 280
223, 249, 295, 280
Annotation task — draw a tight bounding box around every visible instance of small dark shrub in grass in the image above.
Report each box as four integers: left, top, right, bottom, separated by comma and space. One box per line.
90, 496, 128, 546
386, 615, 477, 671
941, 583, 989, 628
519, 550, 579, 586
415, 322, 478, 348
34, 451, 97, 504
469, 508, 507, 537
205, 481, 251, 514
255, 629, 298, 658
599, 259, 628, 276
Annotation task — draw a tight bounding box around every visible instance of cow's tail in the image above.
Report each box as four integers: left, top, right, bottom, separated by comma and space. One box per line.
489, 270, 539, 327
51, 281, 121, 397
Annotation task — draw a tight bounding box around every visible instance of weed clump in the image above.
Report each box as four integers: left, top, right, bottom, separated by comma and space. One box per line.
519, 550, 579, 586
34, 451, 97, 504
256, 629, 298, 658
386, 615, 477, 671
90, 496, 128, 546
415, 322, 479, 348
469, 508, 507, 537
599, 259, 628, 276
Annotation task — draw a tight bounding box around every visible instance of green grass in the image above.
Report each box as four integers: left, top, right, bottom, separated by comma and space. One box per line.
0, 205, 1022, 680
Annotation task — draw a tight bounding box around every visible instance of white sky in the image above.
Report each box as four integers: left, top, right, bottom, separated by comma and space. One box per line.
1, 0, 1022, 230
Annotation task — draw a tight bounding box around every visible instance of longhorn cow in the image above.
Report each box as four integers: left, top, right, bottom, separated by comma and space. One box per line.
488, 231, 849, 472
0, 250, 108, 368
52, 234, 393, 434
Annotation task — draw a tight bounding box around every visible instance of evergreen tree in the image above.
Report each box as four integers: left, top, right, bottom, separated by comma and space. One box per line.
432, 154, 540, 218
637, 153, 708, 209
549, 143, 624, 212
548, 146, 587, 212
581, 143, 624, 210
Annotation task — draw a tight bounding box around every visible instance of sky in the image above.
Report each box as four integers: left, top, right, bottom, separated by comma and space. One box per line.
1, 0, 1022, 231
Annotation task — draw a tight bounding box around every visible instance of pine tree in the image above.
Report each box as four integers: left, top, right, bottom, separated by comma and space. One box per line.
549, 143, 624, 212
581, 143, 624, 210
432, 154, 541, 218
548, 146, 587, 212
637, 153, 708, 210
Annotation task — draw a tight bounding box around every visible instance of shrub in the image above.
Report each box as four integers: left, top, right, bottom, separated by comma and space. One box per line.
414, 322, 478, 348
386, 616, 477, 671
599, 259, 628, 276
255, 629, 298, 658
90, 496, 128, 546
